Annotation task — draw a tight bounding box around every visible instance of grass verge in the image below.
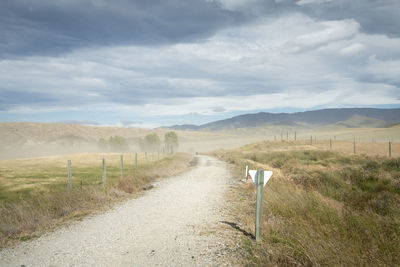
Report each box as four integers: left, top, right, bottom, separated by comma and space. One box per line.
0, 153, 192, 248
212, 141, 400, 266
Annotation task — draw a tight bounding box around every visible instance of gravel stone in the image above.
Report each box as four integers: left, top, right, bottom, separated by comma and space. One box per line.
0, 156, 240, 266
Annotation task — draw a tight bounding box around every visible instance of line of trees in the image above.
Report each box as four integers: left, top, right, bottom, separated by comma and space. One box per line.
98, 136, 129, 152
98, 131, 179, 153
139, 131, 179, 153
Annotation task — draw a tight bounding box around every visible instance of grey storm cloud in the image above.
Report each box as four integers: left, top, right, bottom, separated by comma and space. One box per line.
1, 0, 400, 57
0, 0, 399, 126
0, 0, 244, 57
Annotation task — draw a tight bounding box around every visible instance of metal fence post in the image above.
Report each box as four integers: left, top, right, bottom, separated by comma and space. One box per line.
255, 170, 264, 242
67, 160, 72, 190
120, 155, 124, 179
102, 158, 106, 187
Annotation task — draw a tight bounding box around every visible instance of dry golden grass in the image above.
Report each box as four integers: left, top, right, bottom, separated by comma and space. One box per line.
0, 152, 192, 248
240, 139, 398, 157
0, 152, 164, 199
213, 140, 400, 266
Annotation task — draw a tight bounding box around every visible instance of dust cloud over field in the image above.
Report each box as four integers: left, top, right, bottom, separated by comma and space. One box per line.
1, 122, 399, 159
0, 122, 266, 159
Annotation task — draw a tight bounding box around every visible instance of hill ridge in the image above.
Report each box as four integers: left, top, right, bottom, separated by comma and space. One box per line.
165, 108, 400, 131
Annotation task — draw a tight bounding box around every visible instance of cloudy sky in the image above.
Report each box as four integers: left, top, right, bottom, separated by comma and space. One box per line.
1, 0, 399, 128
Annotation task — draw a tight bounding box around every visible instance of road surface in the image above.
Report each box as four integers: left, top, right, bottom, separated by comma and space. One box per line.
0, 155, 238, 266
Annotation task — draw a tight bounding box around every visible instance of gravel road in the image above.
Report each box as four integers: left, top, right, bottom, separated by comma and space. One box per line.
0, 155, 239, 266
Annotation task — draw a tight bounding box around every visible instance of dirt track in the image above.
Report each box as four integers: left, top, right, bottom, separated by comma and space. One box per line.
0, 155, 238, 266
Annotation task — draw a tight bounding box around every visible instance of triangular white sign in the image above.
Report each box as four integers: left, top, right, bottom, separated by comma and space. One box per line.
249, 170, 257, 183
249, 170, 273, 187
263, 171, 273, 186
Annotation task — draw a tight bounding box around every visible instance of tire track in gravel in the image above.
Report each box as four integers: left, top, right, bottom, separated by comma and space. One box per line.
0, 155, 238, 266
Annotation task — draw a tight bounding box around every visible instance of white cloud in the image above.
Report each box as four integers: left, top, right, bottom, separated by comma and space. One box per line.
362, 56, 400, 84
285, 19, 360, 53
296, 0, 333, 6
1, 12, 399, 126
338, 43, 365, 55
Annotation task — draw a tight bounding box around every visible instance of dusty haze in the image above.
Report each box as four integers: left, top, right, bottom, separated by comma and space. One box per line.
1, 122, 399, 159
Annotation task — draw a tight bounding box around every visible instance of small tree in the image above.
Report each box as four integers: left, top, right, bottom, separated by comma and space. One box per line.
109, 136, 129, 152
144, 133, 160, 152
165, 131, 178, 154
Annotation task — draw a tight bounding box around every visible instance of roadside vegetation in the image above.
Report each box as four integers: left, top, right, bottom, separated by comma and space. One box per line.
213, 140, 400, 266
0, 152, 192, 248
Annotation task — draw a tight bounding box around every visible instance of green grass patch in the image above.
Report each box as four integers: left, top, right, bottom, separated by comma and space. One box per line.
214, 141, 400, 266
0, 153, 192, 248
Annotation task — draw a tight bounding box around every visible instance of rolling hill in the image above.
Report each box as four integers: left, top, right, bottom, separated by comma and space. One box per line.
166, 108, 400, 131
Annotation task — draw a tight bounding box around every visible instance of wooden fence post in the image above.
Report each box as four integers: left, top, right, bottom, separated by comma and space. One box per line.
330, 138, 332, 151
353, 137, 356, 154
389, 141, 392, 157
67, 160, 72, 190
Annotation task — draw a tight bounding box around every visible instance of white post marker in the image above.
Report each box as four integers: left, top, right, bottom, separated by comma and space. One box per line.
248, 170, 272, 187
248, 169, 273, 241
245, 165, 249, 180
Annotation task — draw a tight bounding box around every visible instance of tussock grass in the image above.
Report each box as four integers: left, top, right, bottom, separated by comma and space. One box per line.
214, 141, 400, 266
0, 153, 192, 248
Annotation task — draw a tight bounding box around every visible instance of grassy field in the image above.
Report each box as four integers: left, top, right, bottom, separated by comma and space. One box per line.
0, 152, 192, 247
213, 140, 400, 266
267, 139, 399, 158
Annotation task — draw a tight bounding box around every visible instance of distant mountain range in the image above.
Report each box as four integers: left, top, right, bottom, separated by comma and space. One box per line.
165, 108, 400, 131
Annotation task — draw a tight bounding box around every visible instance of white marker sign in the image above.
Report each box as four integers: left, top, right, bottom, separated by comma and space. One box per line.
249, 170, 273, 187
263, 171, 273, 186
249, 170, 257, 183
245, 165, 248, 178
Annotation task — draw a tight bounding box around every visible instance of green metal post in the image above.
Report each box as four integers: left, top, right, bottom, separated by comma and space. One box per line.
120, 155, 124, 179
67, 160, 72, 190
102, 158, 106, 187
255, 170, 264, 242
